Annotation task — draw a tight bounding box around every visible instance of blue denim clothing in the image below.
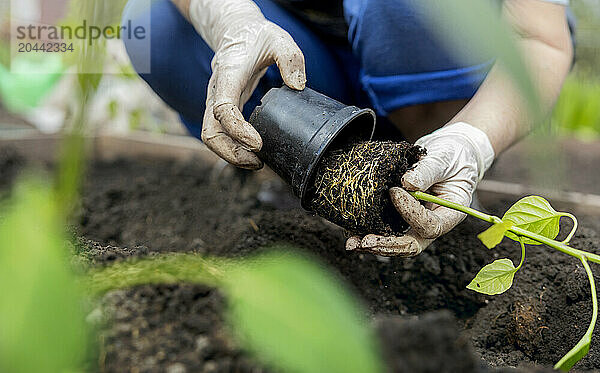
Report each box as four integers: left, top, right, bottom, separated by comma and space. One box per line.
122, 0, 572, 139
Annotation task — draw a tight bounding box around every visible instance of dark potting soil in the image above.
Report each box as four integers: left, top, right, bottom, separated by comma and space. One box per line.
308, 141, 425, 236
1, 149, 599, 372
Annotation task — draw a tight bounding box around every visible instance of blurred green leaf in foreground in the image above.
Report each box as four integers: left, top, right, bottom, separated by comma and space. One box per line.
223, 251, 384, 373
87, 249, 385, 373
413, 0, 540, 117
0, 177, 89, 373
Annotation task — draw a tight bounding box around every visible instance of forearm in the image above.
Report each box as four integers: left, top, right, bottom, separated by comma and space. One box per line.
450, 2, 572, 155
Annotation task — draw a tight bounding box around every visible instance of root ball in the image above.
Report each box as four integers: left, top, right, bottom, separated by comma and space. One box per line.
308, 141, 425, 236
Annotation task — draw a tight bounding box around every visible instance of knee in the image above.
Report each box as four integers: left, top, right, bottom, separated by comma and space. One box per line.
122, 0, 180, 76
122, 0, 150, 73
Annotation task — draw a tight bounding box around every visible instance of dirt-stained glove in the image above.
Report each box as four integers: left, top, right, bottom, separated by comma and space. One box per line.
347, 122, 495, 257
189, 0, 306, 169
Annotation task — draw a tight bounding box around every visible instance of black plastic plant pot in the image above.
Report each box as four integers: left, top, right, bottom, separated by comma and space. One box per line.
249, 86, 376, 208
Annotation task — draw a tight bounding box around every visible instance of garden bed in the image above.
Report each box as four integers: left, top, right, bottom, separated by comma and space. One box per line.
2, 134, 600, 372
486, 137, 600, 197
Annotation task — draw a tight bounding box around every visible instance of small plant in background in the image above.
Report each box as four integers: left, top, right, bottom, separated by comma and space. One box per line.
552, 72, 600, 140
410, 191, 597, 371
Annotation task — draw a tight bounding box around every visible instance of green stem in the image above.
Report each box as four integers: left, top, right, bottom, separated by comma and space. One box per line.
554, 257, 598, 371
560, 212, 578, 244
509, 226, 600, 264
410, 191, 501, 224
410, 191, 600, 264
516, 236, 526, 271
582, 257, 598, 341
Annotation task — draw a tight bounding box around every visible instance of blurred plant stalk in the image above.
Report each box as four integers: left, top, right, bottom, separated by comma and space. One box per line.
0, 1, 120, 371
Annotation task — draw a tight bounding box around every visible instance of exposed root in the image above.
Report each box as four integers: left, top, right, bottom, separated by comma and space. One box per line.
508, 298, 547, 357
308, 141, 425, 236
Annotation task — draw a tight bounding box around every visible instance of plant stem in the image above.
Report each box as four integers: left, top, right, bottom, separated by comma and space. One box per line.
409, 191, 600, 264
561, 212, 578, 244
554, 257, 598, 371
410, 191, 501, 224
582, 257, 598, 339
509, 226, 600, 264
516, 236, 526, 271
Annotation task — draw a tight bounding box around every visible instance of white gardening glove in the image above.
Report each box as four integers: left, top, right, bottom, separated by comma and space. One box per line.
347, 122, 495, 257
189, 0, 306, 169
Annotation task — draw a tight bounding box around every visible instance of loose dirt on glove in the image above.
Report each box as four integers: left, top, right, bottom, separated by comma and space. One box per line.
308, 141, 426, 236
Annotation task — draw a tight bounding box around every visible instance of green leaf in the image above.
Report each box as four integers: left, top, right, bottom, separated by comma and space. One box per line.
477, 221, 513, 249
503, 196, 563, 244
0, 177, 89, 372
467, 258, 517, 295
222, 250, 384, 373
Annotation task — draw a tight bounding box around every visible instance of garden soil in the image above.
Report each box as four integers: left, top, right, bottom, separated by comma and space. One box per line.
2, 150, 600, 372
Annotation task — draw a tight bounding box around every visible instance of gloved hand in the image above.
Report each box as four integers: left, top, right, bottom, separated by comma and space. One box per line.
346, 122, 495, 257
189, 0, 306, 169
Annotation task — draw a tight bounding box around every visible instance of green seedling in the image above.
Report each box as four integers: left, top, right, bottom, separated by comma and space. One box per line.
410, 191, 596, 371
